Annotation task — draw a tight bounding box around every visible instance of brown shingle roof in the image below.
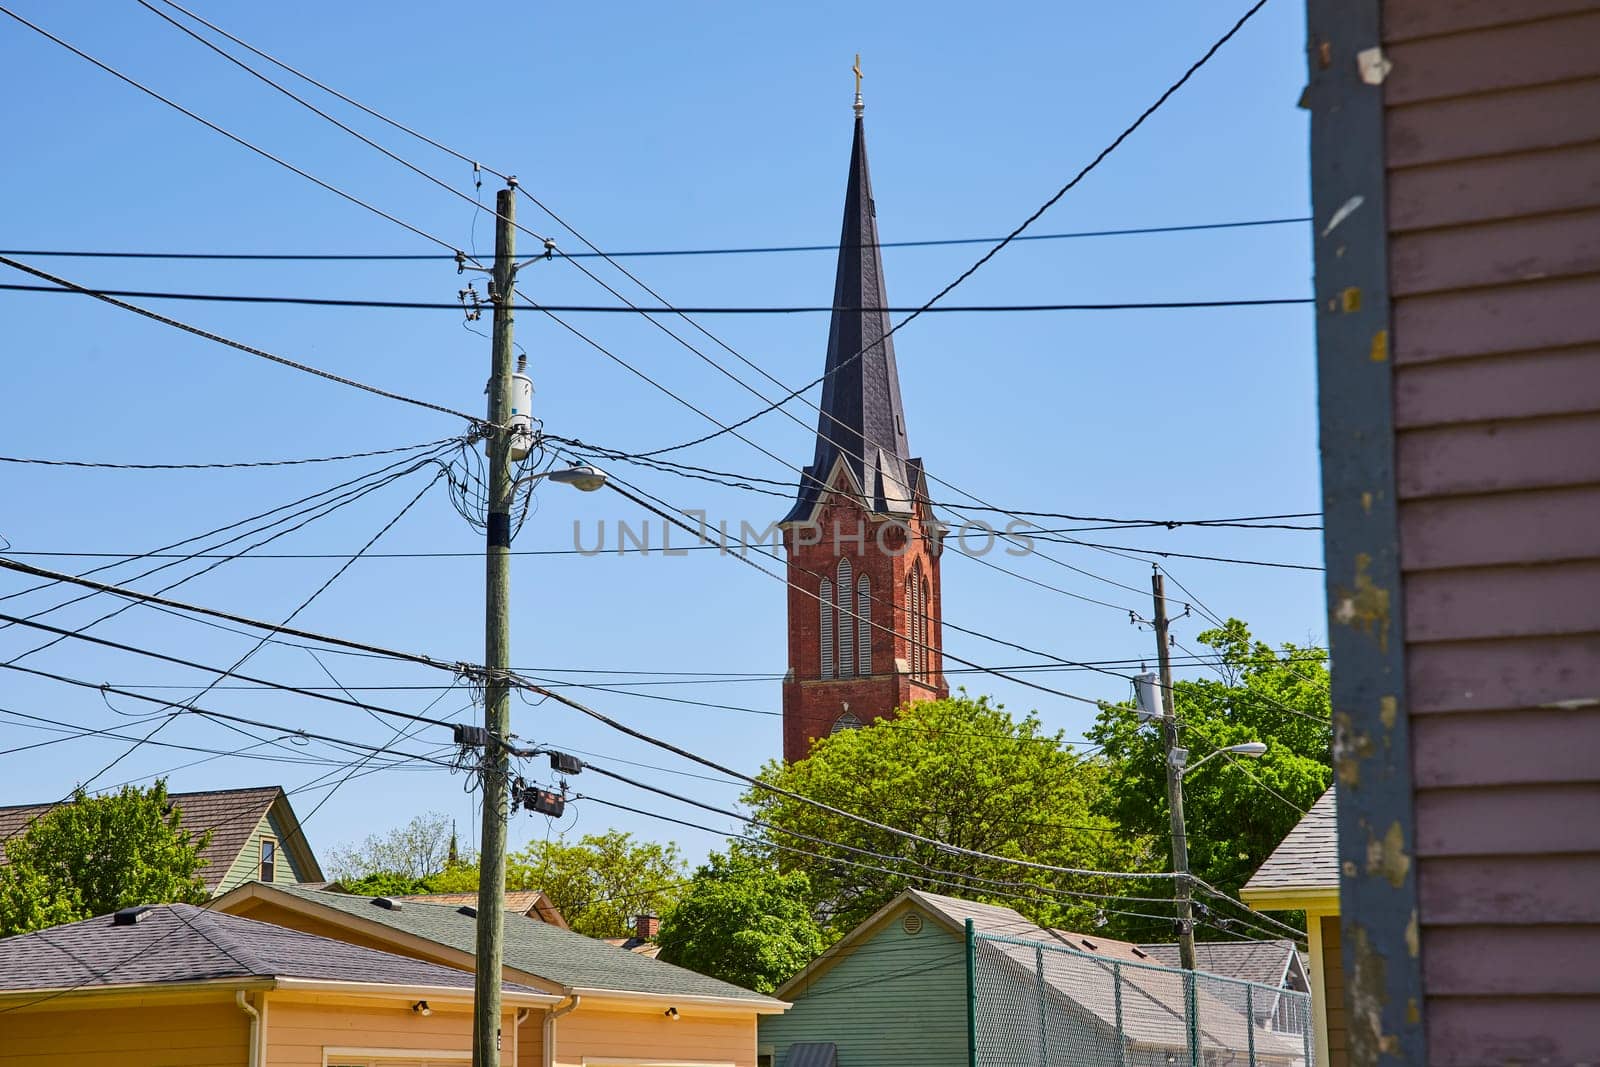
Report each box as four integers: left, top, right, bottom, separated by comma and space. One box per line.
0, 786, 288, 889
1242, 787, 1338, 894
0, 904, 538, 994
394, 890, 568, 928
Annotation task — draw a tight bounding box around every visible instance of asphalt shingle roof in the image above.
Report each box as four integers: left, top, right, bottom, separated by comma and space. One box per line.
0, 785, 288, 889
1242, 787, 1338, 893
0, 904, 534, 993
268, 885, 782, 1005
1138, 940, 1299, 987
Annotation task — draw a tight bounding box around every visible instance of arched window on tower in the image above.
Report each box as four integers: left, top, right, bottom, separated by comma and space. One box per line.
831, 711, 862, 734
856, 574, 872, 675
921, 575, 932, 680
819, 577, 834, 680
836, 558, 855, 678
909, 562, 925, 679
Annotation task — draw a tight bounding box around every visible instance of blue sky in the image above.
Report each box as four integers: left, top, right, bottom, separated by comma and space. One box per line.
0, 0, 1320, 868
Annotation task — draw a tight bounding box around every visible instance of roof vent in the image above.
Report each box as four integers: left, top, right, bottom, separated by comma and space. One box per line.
457, 905, 478, 918
1080, 939, 1098, 951
1131, 947, 1148, 959
373, 897, 404, 911
113, 905, 153, 926
902, 912, 923, 935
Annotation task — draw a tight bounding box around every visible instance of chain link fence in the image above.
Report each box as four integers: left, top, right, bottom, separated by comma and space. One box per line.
970, 930, 1312, 1067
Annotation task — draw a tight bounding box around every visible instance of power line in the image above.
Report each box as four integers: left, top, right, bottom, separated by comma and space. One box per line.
509, 673, 1173, 882
0, 282, 1312, 314
0, 437, 459, 471
0, 216, 1311, 262
640, 0, 1274, 460
0, 5, 462, 254
0, 258, 485, 425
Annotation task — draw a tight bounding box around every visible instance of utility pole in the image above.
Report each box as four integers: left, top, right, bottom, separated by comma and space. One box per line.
473, 182, 518, 1067
1152, 567, 1196, 971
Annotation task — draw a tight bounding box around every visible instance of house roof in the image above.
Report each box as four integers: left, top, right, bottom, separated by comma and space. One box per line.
393, 890, 568, 928
0, 904, 540, 996
1242, 787, 1338, 897
238, 884, 783, 1008
603, 936, 663, 958
0, 785, 323, 888
1137, 940, 1301, 989
779, 890, 1303, 1060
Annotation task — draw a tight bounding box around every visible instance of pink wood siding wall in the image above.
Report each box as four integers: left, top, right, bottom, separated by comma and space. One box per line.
1382, 1, 1600, 1062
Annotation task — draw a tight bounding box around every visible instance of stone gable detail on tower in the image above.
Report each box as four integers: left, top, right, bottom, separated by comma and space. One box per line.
779, 109, 947, 763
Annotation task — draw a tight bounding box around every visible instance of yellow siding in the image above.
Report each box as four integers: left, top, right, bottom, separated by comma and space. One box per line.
555, 1004, 753, 1067
265, 996, 520, 1067
0, 996, 249, 1067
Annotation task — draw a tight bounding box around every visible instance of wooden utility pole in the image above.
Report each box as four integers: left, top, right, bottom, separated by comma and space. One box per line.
1152, 568, 1196, 971
473, 183, 518, 1067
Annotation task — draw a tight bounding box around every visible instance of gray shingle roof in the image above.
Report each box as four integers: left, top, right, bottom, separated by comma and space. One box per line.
1243, 787, 1338, 894
1137, 940, 1299, 988
267, 885, 782, 1006
0, 904, 534, 993
782, 114, 926, 524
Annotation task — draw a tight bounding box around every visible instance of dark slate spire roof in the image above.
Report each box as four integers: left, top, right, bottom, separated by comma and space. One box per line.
783, 114, 917, 523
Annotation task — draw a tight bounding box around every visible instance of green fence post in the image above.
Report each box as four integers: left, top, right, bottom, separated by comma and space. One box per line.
1186, 969, 1200, 1067
1036, 943, 1047, 1067
1246, 984, 1257, 1067
966, 919, 978, 1067
1113, 961, 1126, 1067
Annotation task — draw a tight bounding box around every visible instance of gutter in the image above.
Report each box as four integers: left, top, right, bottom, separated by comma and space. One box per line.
235, 990, 263, 1067
544, 994, 581, 1067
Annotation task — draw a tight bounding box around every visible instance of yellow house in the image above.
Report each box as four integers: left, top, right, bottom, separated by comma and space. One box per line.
0, 903, 557, 1066
1240, 788, 1343, 1067
216, 881, 788, 1067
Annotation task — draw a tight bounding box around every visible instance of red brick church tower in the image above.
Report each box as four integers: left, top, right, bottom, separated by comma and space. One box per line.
778, 91, 948, 763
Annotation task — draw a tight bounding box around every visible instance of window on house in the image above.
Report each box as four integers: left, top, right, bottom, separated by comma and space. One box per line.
819, 578, 835, 680
260, 836, 277, 882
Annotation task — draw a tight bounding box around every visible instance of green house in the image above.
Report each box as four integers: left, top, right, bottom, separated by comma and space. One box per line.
0, 784, 323, 895
761, 890, 1310, 1067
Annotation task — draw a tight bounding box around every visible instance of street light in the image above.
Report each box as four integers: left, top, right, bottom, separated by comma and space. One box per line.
513, 463, 607, 493
1169, 741, 1269, 778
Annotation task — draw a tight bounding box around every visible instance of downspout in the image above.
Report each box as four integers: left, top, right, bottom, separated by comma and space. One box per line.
515, 1007, 531, 1067
235, 990, 261, 1067
543, 994, 580, 1067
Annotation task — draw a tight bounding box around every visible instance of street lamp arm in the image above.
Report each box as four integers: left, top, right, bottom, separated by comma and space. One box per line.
1172, 741, 1268, 779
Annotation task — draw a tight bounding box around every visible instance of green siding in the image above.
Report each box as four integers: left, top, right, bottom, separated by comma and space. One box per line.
214, 810, 308, 894
761, 909, 968, 1067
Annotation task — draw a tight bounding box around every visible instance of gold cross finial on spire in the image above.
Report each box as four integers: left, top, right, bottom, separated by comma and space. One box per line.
853, 54, 864, 117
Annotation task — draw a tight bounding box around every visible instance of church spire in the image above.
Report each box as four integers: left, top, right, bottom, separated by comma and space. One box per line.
782, 76, 914, 523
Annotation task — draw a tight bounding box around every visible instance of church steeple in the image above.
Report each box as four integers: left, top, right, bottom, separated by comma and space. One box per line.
781, 91, 915, 524
779, 82, 947, 764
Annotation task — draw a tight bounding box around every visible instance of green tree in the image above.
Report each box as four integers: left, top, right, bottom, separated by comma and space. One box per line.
744, 694, 1152, 937
0, 781, 211, 936
1087, 620, 1332, 921
507, 830, 687, 939
327, 811, 469, 883
657, 850, 824, 993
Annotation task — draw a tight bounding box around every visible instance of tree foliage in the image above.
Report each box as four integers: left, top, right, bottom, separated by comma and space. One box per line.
0, 781, 210, 936
507, 830, 686, 940
1087, 620, 1333, 916
327, 811, 468, 883
744, 694, 1152, 937
657, 850, 824, 993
